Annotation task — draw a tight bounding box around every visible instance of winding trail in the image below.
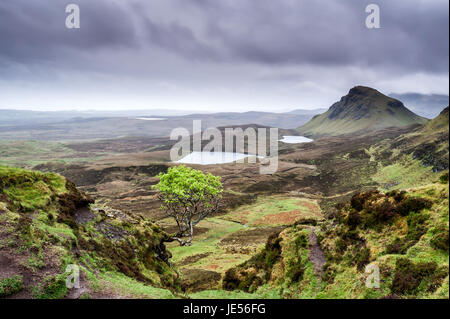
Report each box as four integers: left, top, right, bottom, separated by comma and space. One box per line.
308, 228, 326, 277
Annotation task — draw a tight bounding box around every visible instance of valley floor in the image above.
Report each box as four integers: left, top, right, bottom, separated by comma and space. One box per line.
1, 123, 448, 299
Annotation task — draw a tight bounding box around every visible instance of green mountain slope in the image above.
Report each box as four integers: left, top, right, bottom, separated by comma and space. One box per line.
421, 106, 449, 135
370, 106, 449, 189
0, 166, 179, 298
298, 86, 428, 137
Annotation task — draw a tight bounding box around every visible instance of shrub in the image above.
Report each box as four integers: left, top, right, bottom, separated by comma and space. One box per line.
34, 275, 68, 299
361, 198, 396, 228
265, 250, 279, 268
428, 266, 449, 293
439, 172, 449, 184
222, 269, 240, 291
354, 247, 371, 271
294, 233, 308, 249
321, 262, 337, 284
391, 258, 437, 295
286, 258, 305, 283
295, 218, 317, 226
222, 269, 263, 293
386, 190, 407, 202
406, 212, 429, 242
237, 272, 263, 293
263, 234, 283, 268
350, 191, 380, 211
384, 212, 430, 256
385, 237, 409, 255
396, 197, 432, 217
342, 229, 361, 242
335, 238, 347, 253
430, 226, 449, 252
0, 275, 23, 297
346, 191, 432, 229
345, 210, 362, 228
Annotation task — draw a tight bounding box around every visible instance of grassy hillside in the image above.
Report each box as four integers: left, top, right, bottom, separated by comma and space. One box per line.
370, 106, 449, 190
0, 165, 179, 298
298, 86, 427, 137
220, 109, 448, 299
222, 180, 449, 299
162, 195, 322, 293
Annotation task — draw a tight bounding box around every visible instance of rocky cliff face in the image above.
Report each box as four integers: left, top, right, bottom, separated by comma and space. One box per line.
328, 86, 405, 120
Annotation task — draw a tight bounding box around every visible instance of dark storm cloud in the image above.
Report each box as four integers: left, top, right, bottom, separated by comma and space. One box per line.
189, 0, 448, 71
0, 0, 138, 65
0, 0, 447, 72
0, 0, 448, 111
143, 17, 219, 61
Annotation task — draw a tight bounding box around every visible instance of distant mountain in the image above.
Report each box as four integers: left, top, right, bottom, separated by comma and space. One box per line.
181, 110, 321, 129
0, 109, 205, 125
297, 86, 428, 137
0, 108, 323, 140
389, 93, 449, 119
0, 109, 82, 125
286, 108, 327, 115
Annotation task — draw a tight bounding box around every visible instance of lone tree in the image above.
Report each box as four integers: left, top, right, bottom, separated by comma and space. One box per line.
153, 165, 223, 246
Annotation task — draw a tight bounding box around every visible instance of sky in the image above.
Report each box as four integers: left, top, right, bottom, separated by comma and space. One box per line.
0, 0, 448, 112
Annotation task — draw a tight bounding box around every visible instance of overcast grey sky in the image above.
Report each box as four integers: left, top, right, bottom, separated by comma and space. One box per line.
0, 0, 448, 112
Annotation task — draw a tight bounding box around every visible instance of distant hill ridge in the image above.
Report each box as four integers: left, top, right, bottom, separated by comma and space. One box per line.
389, 93, 449, 119
298, 86, 428, 137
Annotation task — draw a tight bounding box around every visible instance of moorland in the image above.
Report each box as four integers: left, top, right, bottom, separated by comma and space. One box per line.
0, 86, 448, 299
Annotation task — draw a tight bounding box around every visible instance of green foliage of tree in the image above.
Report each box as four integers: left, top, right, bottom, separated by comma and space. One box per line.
153, 165, 223, 246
